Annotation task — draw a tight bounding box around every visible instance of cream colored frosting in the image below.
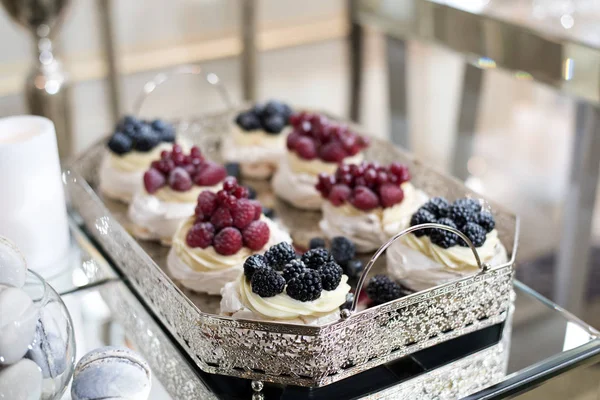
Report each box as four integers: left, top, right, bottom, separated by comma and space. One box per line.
386, 230, 508, 291
98, 154, 143, 203
287, 152, 363, 176
108, 143, 172, 172
220, 274, 350, 324
319, 182, 429, 252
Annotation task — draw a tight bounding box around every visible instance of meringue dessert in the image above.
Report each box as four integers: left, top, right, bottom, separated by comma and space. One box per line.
221, 100, 293, 179
167, 179, 291, 294
128, 145, 227, 244
272, 112, 369, 210
386, 197, 508, 291
318, 161, 428, 252
220, 244, 351, 325
99, 115, 178, 203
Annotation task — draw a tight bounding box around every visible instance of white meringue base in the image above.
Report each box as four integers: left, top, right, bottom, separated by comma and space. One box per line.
221, 129, 287, 179
271, 157, 322, 210
98, 154, 142, 203
386, 240, 509, 292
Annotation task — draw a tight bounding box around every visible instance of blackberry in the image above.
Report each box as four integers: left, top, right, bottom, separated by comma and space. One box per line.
264, 242, 296, 271
286, 270, 323, 302
243, 254, 268, 280
448, 203, 476, 228
366, 275, 406, 305
107, 132, 132, 155
410, 208, 436, 237
459, 222, 487, 247
454, 198, 482, 213
309, 237, 326, 250
421, 197, 451, 218
225, 162, 241, 179
251, 268, 285, 297
330, 236, 356, 266
430, 218, 458, 249
301, 248, 333, 270
319, 261, 343, 291
282, 259, 306, 282
476, 211, 495, 233
344, 259, 364, 279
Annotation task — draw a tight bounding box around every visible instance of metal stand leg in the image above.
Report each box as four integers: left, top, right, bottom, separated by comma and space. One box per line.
241, 0, 257, 102
554, 101, 600, 315
97, 0, 122, 123
386, 36, 409, 148
348, 0, 362, 122
451, 62, 483, 181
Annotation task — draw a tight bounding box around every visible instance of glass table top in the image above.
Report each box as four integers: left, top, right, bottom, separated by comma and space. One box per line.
55, 221, 600, 399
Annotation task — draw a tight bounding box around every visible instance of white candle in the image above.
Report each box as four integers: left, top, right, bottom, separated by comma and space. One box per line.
0, 116, 69, 275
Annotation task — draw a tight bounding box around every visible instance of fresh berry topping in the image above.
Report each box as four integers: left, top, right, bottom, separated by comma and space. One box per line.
249, 200, 263, 220
379, 184, 405, 208
225, 162, 241, 179
213, 227, 243, 255
319, 142, 347, 163
328, 184, 351, 205
366, 275, 408, 305
263, 114, 286, 134
210, 207, 233, 231
316, 173, 336, 197
197, 191, 218, 216
300, 248, 333, 270
185, 222, 215, 248
251, 268, 285, 298
455, 198, 482, 213
459, 222, 487, 248
318, 261, 343, 291
243, 254, 268, 280
349, 186, 380, 211
134, 129, 161, 152
222, 176, 238, 192
430, 218, 459, 249
286, 270, 323, 302
294, 137, 317, 160
262, 100, 287, 119
389, 162, 411, 183
309, 237, 326, 250
448, 202, 477, 227
233, 186, 250, 199
422, 197, 451, 218
235, 100, 292, 134
282, 259, 306, 282
264, 242, 296, 271
194, 161, 227, 186
235, 111, 261, 131
168, 167, 193, 192
286, 132, 302, 150
410, 208, 437, 237
107, 132, 133, 155
476, 211, 495, 233
330, 236, 356, 266
242, 220, 270, 250
262, 207, 275, 219
344, 259, 364, 279
143, 168, 166, 194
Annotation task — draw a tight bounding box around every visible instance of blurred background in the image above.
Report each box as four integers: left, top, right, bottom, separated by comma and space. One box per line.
1, 0, 600, 329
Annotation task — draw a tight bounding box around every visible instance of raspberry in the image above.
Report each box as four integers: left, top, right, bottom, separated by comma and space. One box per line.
194, 161, 227, 186
243, 254, 268, 280
231, 199, 256, 229
143, 168, 166, 194
264, 242, 296, 271
197, 191, 218, 216
318, 261, 343, 291
459, 222, 487, 248
213, 227, 243, 255
378, 183, 404, 208
309, 237, 326, 249
319, 142, 347, 163
430, 218, 458, 249
251, 268, 285, 298
349, 186, 380, 211
190, 146, 203, 159
366, 275, 408, 305
222, 176, 238, 192
330, 236, 356, 266
448, 203, 476, 227
248, 200, 262, 220
294, 137, 317, 160
389, 162, 411, 183
316, 173, 335, 197
232, 185, 249, 199
167, 167, 192, 192
210, 207, 233, 231
328, 184, 351, 205
286, 270, 323, 302
421, 197, 451, 218
289, 113, 302, 127
286, 131, 302, 150
282, 259, 306, 282
242, 220, 270, 250
185, 222, 215, 248
476, 211, 495, 233
410, 208, 436, 237
301, 248, 333, 270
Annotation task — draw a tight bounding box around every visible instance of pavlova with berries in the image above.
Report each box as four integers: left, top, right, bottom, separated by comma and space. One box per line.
128, 145, 228, 244
167, 178, 290, 294
272, 112, 369, 210
220, 243, 351, 325
317, 161, 428, 252
386, 197, 508, 291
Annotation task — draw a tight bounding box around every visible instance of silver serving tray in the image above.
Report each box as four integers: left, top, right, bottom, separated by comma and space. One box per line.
65, 109, 519, 387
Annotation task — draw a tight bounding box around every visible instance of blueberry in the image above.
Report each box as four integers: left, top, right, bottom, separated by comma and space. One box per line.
134, 129, 160, 152
225, 162, 241, 179
262, 207, 275, 219
247, 186, 257, 200
251, 103, 265, 117
235, 111, 261, 131
262, 100, 286, 118
107, 132, 133, 155
151, 119, 168, 132
122, 123, 138, 137
158, 127, 175, 143
263, 114, 286, 134
281, 103, 293, 122
344, 259, 364, 279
